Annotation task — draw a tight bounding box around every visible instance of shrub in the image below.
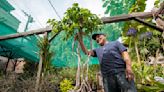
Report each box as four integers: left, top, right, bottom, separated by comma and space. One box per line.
60, 78, 74, 92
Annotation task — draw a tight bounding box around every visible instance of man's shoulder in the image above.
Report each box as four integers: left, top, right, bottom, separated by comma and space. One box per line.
93, 47, 102, 51
111, 40, 120, 43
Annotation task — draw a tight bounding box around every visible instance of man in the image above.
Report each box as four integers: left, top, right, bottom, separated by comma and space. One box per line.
76, 33, 137, 92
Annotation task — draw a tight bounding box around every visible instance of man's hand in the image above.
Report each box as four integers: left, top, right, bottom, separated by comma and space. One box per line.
126, 66, 134, 81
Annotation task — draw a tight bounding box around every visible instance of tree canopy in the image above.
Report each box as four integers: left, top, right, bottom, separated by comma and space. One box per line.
48, 3, 102, 40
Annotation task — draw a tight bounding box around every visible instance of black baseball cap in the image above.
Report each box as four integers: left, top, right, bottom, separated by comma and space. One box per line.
92, 33, 106, 40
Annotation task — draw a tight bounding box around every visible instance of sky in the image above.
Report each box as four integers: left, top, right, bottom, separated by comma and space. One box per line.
7, 0, 155, 32
7, 0, 105, 32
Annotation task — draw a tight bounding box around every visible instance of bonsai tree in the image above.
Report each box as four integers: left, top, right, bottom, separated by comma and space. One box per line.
48, 3, 102, 91
48, 3, 102, 40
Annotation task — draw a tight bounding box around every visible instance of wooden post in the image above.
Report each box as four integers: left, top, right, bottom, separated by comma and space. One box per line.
101, 12, 153, 23
0, 27, 51, 41
13, 59, 17, 71
0, 10, 164, 41
4, 57, 10, 74
35, 55, 43, 92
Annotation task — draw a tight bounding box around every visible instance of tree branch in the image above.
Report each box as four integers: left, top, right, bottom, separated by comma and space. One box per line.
133, 17, 163, 32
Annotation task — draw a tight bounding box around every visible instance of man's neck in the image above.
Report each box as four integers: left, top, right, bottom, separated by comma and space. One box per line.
101, 41, 109, 46
105, 41, 109, 44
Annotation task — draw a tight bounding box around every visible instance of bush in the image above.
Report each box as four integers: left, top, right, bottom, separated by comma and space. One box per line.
60, 78, 74, 92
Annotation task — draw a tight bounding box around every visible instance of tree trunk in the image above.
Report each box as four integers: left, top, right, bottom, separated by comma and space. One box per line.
74, 44, 81, 90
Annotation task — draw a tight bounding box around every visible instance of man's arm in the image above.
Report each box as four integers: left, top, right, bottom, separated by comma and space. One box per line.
122, 51, 134, 81
116, 41, 134, 81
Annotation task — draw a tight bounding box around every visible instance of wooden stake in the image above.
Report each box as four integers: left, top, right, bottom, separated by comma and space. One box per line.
35, 55, 43, 92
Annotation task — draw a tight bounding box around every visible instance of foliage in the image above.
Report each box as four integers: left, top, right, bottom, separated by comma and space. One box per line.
133, 62, 154, 85
129, 0, 146, 13
46, 2, 103, 68
88, 64, 99, 83
60, 78, 74, 92
121, 0, 164, 91
155, 0, 160, 7
47, 19, 63, 35
50, 65, 100, 91
57, 67, 76, 81
37, 35, 54, 75
102, 0, 135, 15
48, 3, 102, 40
122, 0, 146, 44
132, 61, 164, 92
122, 0, 163, 61
138, 82, 164, 92
122, 25, 163, 61
62, 3, 102, 39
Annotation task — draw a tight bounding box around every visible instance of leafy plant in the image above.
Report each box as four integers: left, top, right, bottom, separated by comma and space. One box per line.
133, 61, 154, 85
63, 3, 102, 38
138, 81, 164, 92
47, 3, 103, 91
60, 78, 74, 92
57, 67, 76, 81
122, 0, 164, 63
122, 1, 164, 92
129, 0, 146, 13
37, 35, 54, 75
48, 3, 102, 40
133, 61, 164, 92
88, 64, 99, 84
